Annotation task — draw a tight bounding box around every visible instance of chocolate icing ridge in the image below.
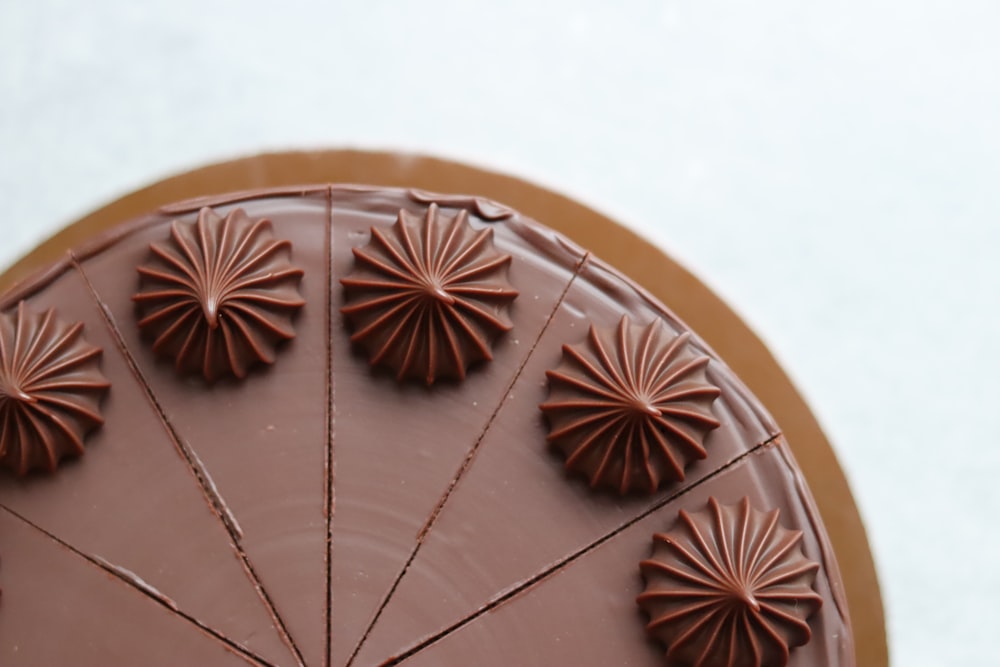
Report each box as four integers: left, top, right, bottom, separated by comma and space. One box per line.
71, 213, 174, 264
0, 256, 77, 312
160, 184, 516, 220
1, 208, 177, 312
159, 185, 332, 215
0, 212, 173, 309
407, 189, 516, 221
333, 185, 589, 264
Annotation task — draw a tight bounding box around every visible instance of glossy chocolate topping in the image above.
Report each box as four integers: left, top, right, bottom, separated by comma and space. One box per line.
0, 302, 109, 475
0, 508, 257, 666
0, 186, 853, 667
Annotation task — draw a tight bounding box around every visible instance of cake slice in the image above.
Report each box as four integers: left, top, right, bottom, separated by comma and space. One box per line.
0, 267, 297, 666
327, 188, 585, 666
77, 191, 330, 667
0, 508, 264, 666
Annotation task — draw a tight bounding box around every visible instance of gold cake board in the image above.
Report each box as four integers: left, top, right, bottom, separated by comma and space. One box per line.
0, 150, 887, 667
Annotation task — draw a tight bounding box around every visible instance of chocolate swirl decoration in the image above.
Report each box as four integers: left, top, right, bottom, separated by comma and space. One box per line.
341, 204, 518, 385
540, 316, 721, 495
133, 207, 305, 382
0, 302, 110, 476
637, 497, 822, 667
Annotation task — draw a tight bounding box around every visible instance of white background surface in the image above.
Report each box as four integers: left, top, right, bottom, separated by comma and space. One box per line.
2, 1, 998, 664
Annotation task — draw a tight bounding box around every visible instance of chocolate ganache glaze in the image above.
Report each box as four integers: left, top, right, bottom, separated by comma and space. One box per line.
0, 185, 854, 667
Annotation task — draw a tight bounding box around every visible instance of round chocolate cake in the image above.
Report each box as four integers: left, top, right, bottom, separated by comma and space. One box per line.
0, 185, 854, 666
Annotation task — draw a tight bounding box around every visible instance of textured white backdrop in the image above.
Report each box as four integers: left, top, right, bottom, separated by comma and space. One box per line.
2, 1, 999, 664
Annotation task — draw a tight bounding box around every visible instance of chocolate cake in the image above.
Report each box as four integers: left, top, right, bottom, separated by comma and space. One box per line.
0, 185, 854, 667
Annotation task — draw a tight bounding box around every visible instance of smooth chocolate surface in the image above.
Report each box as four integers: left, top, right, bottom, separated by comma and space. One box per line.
0, 508, 258, 666
0, 186, 852, 667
